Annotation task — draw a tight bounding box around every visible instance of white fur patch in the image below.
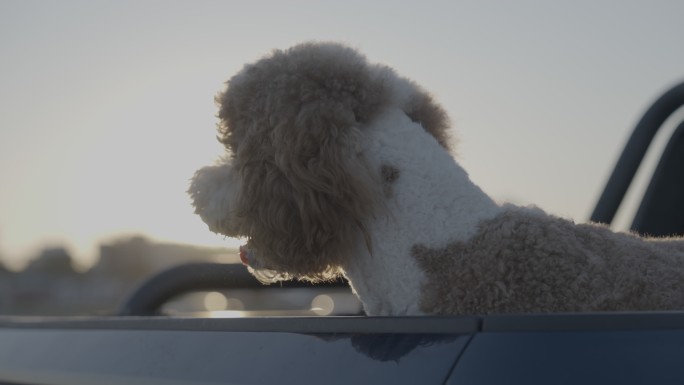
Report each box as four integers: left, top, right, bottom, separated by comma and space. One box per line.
342, 107, 502, 315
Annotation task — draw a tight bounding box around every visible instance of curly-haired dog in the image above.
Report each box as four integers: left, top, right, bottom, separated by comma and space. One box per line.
189, 42, 684, 316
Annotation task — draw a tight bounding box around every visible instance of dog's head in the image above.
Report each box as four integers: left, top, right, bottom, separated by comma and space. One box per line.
189, 42, 450, 282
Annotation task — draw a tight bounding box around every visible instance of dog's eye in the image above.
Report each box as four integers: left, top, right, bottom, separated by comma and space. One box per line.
381, 165, 399, 198
381, 165, 399, 184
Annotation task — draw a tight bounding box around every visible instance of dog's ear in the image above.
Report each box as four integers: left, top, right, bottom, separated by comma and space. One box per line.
369, 65, 452, 151
403, 88, 452, 151
215, 43, 384, 281
231, 100, 379, 281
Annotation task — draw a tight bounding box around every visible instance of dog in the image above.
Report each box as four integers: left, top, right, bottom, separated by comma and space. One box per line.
189, 42, 684, 316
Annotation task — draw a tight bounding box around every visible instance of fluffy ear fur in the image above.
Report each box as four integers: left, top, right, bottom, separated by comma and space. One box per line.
368, 65, 452, 151
403, 88, 451, 151
215, 43, 387, 281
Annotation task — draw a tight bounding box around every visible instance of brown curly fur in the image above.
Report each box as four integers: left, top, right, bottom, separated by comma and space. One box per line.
212, 42, 450, 281
414, 208, 684, 315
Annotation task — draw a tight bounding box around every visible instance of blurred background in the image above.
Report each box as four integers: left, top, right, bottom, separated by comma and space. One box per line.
1, 0, 683, 315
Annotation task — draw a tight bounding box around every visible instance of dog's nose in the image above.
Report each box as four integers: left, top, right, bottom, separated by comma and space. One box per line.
239, 245, 250, 266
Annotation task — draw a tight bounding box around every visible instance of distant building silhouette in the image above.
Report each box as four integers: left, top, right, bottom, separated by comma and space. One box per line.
91, 235, 238, 282
24, 247, 76, 275
1, 236, 238, 316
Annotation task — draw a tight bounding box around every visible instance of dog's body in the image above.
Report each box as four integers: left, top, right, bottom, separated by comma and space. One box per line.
190, 42, 684, 316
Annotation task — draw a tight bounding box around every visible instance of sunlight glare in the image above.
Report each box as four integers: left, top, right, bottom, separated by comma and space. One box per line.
203, 291, 228, 311
311, 294, 335, 316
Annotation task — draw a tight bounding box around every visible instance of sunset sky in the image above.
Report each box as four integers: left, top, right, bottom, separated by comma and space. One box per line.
1, 0, 683, 269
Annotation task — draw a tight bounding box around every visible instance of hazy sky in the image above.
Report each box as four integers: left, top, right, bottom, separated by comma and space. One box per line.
1, 0, 683, 268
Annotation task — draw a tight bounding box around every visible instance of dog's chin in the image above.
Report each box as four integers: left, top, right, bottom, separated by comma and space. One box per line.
247, 266, 294, 284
